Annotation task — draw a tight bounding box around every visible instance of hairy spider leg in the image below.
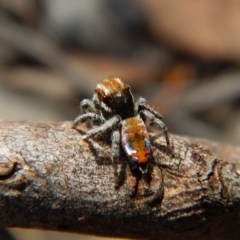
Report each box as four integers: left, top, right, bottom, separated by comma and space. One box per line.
80, 98, 97, 114
111, 129, 121, 164
135, 97, 163, 120
140, 110, 171, 153
111, 129, 126, 188
72, 112, 105, 129
81, 115, 121, 139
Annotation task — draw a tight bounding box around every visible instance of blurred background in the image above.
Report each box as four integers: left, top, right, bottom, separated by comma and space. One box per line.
1, 0, 240, 239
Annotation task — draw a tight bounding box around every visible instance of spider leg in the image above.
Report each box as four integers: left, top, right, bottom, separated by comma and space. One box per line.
139, 110, 171, 153
111, 129, 126, 188
80, 99, 96, 114
135, 97, 163, 120
82, 115, 121, 139
111, 129, 121, 164
81, 94, 101, 113
72, 113, 105, 129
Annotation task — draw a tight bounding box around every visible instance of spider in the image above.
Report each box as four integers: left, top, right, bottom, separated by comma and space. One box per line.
73, 77, 170, 186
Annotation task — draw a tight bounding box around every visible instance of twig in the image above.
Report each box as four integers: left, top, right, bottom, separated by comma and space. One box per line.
0, 120, 239, 239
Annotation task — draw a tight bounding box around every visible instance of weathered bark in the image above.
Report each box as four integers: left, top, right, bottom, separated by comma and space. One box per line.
0, 120, 239, 239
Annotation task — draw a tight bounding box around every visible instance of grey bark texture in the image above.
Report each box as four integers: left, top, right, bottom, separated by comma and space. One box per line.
0, 120, 240, 239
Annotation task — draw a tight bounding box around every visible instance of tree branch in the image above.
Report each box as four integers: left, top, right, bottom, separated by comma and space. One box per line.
0, 120, 239, 239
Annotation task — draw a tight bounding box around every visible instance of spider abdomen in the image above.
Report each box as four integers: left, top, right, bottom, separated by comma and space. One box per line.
121, 116, 152, 166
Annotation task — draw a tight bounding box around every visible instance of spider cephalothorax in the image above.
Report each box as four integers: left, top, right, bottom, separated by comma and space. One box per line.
94, 77, 134, 120
73, 77, 170, 184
